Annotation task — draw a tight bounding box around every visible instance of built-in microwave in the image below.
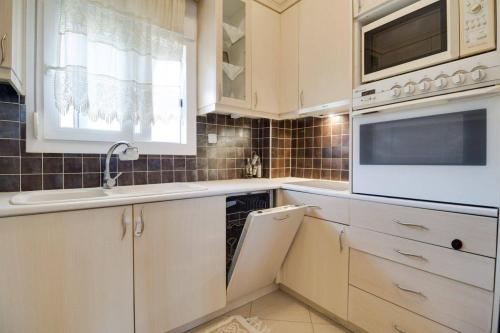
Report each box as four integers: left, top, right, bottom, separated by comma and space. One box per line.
361, 0, 496, 83
352, 91, 500, 207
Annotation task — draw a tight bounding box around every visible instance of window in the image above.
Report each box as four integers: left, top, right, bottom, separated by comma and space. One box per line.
26, 0, 197, 155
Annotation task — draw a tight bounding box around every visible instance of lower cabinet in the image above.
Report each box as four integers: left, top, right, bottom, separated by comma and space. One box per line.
0, 196, 227, 333
280, 216, 348, 319
0, 206, 135, 333
133, 196, 227, 333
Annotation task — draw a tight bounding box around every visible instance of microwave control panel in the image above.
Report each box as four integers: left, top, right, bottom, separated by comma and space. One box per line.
460, 0, 497, 56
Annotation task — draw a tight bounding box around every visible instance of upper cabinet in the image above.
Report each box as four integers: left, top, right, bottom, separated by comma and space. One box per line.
199, 0, 353, 119
251, 1, 280, 114
0, 0, 25, 94
279, 4, 299, 115
198, 0, 280, 118
297, 0, 352, 114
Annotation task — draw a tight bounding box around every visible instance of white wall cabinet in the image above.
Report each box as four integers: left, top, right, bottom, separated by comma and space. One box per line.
198, 0, 282, 118
280, 216, 349, 320
297, 0, 352, 113
279, 3, 299, 114
0, 206, 135, 333
133, 196, 227, 333
0, 0, 25, 94
251, 0, 280, 114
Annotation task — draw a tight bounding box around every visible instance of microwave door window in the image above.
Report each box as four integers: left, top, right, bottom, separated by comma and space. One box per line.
359, 109, 487, 166
364, 0, 448, 75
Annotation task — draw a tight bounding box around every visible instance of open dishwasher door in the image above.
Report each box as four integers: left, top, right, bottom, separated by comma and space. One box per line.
227, 205, 306, 302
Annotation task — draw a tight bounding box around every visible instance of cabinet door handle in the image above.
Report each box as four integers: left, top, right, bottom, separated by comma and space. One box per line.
339, 227, 345, 252
254, 92, 258, 109
0, 33, 6, 66
218, 83, 222, 102
393, 220, 429, 231
393, 324, 406, 333
134, 207, 145, 237
300, 90, 304, 108
121, 208, 132, 240
273, 215, 289, 221
394, 283, 427, 299
394, 249, 427, 261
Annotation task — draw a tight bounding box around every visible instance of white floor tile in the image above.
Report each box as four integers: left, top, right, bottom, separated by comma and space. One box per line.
250, 291, 311, 323
224, 303, 252, 317
313, 323, 351, 333
263, 319, 314, 333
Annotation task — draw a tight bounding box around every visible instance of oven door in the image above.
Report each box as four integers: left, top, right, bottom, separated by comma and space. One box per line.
352, 94, 500, 207
362, 0, 459, 83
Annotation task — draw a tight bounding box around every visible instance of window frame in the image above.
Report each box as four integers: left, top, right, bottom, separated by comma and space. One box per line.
25, 0, 197, 155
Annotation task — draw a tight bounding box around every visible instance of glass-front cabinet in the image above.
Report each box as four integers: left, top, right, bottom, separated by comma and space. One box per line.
220, 0, 251, 108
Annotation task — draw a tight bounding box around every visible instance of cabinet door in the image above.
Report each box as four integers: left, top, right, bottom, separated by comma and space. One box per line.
251, 1, 280, 114
220, 0, 252, 109
0, 0, 12, 69
280, 4, 299, 114
298, 0, 352, 110
0, 206, 135, 333
280, 216, 348, 319
134, 196, 227, 333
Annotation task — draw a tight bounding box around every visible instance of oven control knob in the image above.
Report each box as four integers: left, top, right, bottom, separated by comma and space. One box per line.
391, 86, 402, 97
452, 73, 466, 85
418, 80, 431, 91
471, 69, 486, 82
403, 83, 416, 95
434, 77, 448, 88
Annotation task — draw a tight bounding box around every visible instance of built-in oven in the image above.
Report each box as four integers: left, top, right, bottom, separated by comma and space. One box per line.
352, 92, 500, 207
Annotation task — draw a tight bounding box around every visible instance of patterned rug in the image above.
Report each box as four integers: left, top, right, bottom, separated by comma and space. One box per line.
201, 316, 270, 333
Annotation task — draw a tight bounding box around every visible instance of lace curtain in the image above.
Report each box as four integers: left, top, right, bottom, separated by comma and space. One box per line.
45, 0, 186, 124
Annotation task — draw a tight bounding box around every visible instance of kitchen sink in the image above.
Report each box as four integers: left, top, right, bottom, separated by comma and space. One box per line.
10, 183, 208, 205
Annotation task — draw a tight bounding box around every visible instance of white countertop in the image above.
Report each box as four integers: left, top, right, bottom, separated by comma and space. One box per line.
0, 178, 497, 218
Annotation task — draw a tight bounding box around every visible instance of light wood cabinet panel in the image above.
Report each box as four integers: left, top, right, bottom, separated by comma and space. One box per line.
251, 1, 280, 114
278, 189, 350, 224
280, 216, 348, 319
350, 249, 493, 333
350, 199, 498, 257
0, 0, 25, 94
349, 286, 457, 333
134, 196, 227, 333
279, 4, 299, 114
349, 226, 495, 290
0, 206, 135, 333
298, 0, 352, 111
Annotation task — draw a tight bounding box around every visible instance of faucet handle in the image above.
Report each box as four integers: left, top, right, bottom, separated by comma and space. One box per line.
105, 172, 123, 188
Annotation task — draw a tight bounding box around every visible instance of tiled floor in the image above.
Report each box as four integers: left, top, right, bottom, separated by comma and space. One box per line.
187, 290, 351, 333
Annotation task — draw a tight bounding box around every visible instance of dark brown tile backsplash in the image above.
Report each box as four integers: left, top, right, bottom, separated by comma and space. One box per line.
291, 115, 350, 182
0, 83, 349, 192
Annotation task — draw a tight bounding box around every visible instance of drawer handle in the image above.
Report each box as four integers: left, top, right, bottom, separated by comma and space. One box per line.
394, 220, 429, 231
394, 283, 427, 299
394, 249, 428, 262
302, 204, 322, 210
393, 325, 406, 333
0, 33, 6, 65
339, 227, 345, 252
274, 215, 289, 221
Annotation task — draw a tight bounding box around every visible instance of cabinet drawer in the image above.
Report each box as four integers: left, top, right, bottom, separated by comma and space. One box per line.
350, 200, 497, 257
349, 286, 457, 333
349, 226, 495, 290
350, 250, 493, 333
279, 190, 349, 224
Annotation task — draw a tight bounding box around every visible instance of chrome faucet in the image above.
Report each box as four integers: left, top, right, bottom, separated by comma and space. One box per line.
103, 141, 139, 189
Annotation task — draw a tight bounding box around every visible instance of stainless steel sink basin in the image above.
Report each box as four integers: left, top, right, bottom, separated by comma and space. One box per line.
9, 183, 208, 205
